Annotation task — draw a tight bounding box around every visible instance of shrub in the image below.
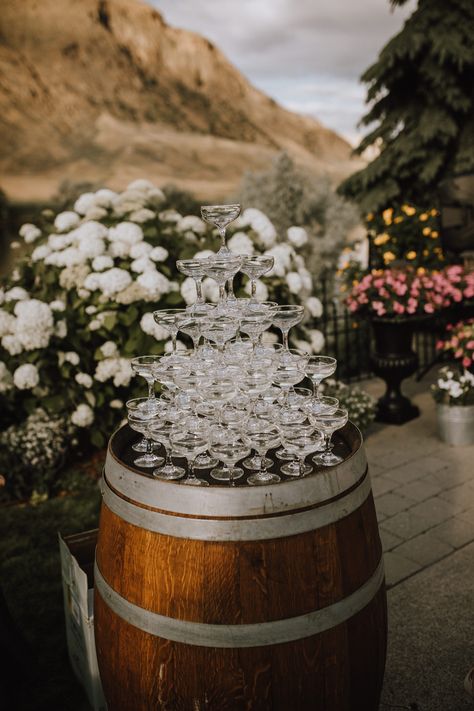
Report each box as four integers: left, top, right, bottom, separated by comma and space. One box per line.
322, 379, 377, 433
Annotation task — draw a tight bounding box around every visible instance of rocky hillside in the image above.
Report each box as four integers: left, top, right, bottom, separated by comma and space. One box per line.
0, 0, 359, 202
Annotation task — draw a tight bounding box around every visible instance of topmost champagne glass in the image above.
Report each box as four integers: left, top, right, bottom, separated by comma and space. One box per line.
200, 204, 241, 255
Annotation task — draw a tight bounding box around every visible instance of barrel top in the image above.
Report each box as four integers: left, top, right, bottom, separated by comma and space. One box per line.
104, 423, 367, 518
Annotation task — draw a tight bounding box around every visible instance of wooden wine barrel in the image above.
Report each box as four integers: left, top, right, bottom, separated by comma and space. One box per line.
95, 423, 387, 711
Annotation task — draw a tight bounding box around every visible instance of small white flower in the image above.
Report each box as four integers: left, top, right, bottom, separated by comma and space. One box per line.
131, 257, 155, 273
64, 351, 80, 366
50, 299, 66, 312
98, 268, 132, 297
201, 277, 220, 303
75, 372, 93, 388
4, 287, 29, 302
54, 211, 80, 232
85, 305, 97, 315
100, 341, 118, 358
159, 209, 181, 222
94, 188, 118, 208
140, 312, 170, 340
194, 249, 215, 260
92, 256, 114, 272
149, 246, 169, 262
110, 399, 123, 409
13, 363, 39, 390
129, 208, 156, 223
130, 242, 153, 259
71, 403, 94, 427
108, 240, 130, 258
180, 277, 198, 306
2, 335, 23, 355
77, 288, 91, 299
73, 192, 96, 215
83, 273, 102, 291
228, 231, 254, 255
136, 270, 171, 298
239, 208, 276, 248
0, 310, 16, 337
305, 296, 323, 318
177, 215, 206, 234
126, 179, 156, 193
298, 268, 312, 291
54, 320, 67, 338
78, 237, 106, 258
19, 223, 42, 243
286, 272, 303, 294
243, 279, 269, 301
287, 226, 308, 247
84, 206, 108, 221
108, 222, 143, 245
89, 319, 101, 331
309, 329, 325, 353
10, 241, 20, 249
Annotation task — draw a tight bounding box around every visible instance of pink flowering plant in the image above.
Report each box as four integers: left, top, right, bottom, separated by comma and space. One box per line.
346, 265, 473, 319
436, 318, 474, 370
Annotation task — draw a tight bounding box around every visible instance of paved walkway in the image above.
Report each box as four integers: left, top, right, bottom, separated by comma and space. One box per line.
363, 376, 474, 588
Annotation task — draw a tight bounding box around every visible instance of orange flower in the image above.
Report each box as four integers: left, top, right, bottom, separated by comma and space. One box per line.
430, 231, 439, 239
383, 251, 396, 263
382, 208, 393, 225
402, 205, 416, 216
374, 233, 390, 246
419, 213, 429, 221
422, 227, 431, 236
406, 251, 417, 260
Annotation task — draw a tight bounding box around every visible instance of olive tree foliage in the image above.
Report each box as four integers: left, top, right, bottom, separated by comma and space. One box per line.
339, 0, 474, 213
237, 153, 361, 275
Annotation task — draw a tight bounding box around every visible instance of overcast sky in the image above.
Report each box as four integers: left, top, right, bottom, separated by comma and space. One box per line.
150, 0, 416, 145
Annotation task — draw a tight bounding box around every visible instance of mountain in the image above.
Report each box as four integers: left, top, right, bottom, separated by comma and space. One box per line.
0, 0, 360, 202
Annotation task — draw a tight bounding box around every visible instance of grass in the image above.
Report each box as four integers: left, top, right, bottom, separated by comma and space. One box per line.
0, 473, 101, 710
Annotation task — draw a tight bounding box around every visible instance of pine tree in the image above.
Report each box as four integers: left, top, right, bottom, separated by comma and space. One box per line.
339, 0, 474, 213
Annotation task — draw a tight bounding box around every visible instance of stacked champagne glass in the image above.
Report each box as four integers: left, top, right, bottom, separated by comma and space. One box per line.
126, 205, 349, 487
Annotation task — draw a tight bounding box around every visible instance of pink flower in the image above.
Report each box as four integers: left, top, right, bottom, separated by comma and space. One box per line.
467, 340, 474, 350
393, 302, 405, 314
462, 356, 472, 368
455, 348, 463, 358
424, 303, 434, 313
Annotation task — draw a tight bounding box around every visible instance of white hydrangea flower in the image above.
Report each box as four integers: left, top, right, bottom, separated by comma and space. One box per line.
77, 288, 91, 299
264, 244, 293, 276
4, 287, 29, 302
54, 211, 80, 232
100, 341, 118, 358
78, 237, 106, 259
159, 209, 182, 223
287, 226, 308, 247
239, 208, 276, 248
129, 208, 156, 223
110, 399, 124, 409
180, 277, 198, 306
84, 207, 108, 221
127, 179, 156, 193
194, 249, 215, 260
10, 241, 21, 250
54, 320, 67, 338
14, 299, 54, 351
140, 312, 170, 340
286, 271, 303, 294
201, 277, 220, 303
85, 305, 97, 315
131, 257, 154, 274
13, 363, 39, 390
108, 222, 143, 245
74, 192, 96, 215
89, 319, 101, 331
83, 273, 102, 291
0, 310, 16, 337
305, 296, 323, 318
177, 215, 206, 234
48, 233, 73, 251
71, 403, 94, 427
45, 247, 86, 267
136, 270, 171, 298
2, 335, 22, 355
149, 246, 169, 262
108, 240, 130, 258
19, 223, 42, 243
49, 299, 66, 312
146, 188, 166, 207
98, 268, 132, 297
298, 268, 313, 291
94, 357, 132, 387
309, 329, 325, 353
243, 279, 269, 301
75, 372, 93, 388
129, 242, 153, 259
228, 231, 254, 255
92, 256, 114, 272
94, 189, 118, 208
64, 351, 80, 366
0, 361, 13, 393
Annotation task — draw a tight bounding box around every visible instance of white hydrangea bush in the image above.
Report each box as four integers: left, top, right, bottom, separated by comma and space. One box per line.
0, 181, 324, 497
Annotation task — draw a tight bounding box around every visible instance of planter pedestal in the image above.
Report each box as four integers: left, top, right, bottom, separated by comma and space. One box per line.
370, 318, 421, 425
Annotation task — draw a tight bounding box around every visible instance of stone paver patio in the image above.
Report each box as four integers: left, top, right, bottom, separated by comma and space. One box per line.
363, 375, 474, 589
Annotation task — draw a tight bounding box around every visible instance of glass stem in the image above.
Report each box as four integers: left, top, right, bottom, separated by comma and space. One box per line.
188, 459, 196, 480
219, 284, 226, 303
251, 280, 257, 299
282, 329, 289, 350
171, 333, 177, 353
324, 433, 332, 452
227, 279, 235, 299
299, 457, 305, 476
147, 379, 155, 400
146, 438, 153, 456
195, 278, 204, 303
164, 447, 172, 467
192, 336, 200, 352
218, 227, 226, 249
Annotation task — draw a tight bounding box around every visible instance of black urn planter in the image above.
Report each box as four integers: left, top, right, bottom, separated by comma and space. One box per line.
370, 318, 422, 425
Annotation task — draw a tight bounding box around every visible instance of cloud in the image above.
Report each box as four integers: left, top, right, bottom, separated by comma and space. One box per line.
150, 0, 416, 141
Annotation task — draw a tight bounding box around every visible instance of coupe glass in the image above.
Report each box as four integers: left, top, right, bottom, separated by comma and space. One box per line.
152, 308, 187, 358
240, 255, 275, 303
312, 408, 349, 467
180, 414, 218, 470
278, 420, 317, 476
170, 431, 210, 486
176, 259, 207, 308
272, 305, 305, 352
242, 418, 281, 484
305, 395, 339, 422
281, 430, 324, 478
201, 316, 239, 358
305, 356, 337, 400
237, 371, 273, 418
149, 421, 185, 480
130, 355, 161, 452
202, 256, 242, 310
209, 426, 249, 484
200, 204, 241, 255
178, 315, 211, 353
239, 309, 274, 351
126, 397, 164, 468
273, 364, 305, 406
